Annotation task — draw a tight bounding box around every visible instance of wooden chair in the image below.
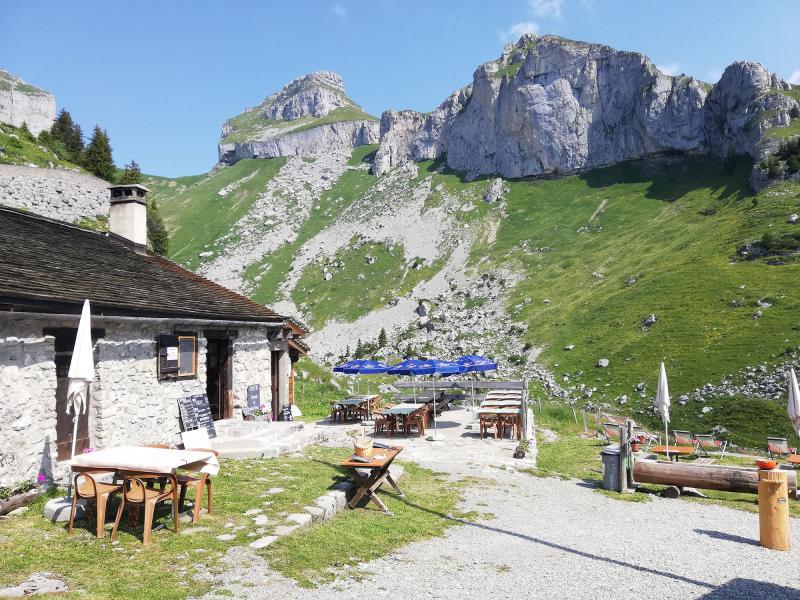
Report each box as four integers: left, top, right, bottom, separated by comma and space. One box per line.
330, 403, 344, 423
178, 430, 217, 523
498, 414, 520, 440
111, 472, 178, 546
68, 470, 122, 539
407, 407, 426, 437
479, 413, 499, 439
373, 413, 395, 437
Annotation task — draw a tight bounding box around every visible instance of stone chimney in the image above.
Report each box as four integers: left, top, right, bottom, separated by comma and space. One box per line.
108, 184, 149, 251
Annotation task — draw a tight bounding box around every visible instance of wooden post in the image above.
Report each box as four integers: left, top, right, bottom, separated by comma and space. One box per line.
759, 469, 791, 551
581, 410, 588, 433
618, 422, 628, 493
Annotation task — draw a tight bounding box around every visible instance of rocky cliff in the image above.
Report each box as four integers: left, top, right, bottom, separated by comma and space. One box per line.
218, 71, 379, 164
374, 35, 799, 179
0, 70, 56, 136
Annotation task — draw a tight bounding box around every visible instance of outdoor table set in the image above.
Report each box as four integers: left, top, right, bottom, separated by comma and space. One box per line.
330, 395, 380, 423
375, 403, 430, 437
650, 445, 696, 462
67, 445, 219, 545
340, 445, 404, 514
477, 394, 523, 440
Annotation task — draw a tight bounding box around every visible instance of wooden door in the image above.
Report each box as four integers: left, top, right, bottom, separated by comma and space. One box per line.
271, 351, 281, 418
54, 332, 91, 460
206, 339, 221, 420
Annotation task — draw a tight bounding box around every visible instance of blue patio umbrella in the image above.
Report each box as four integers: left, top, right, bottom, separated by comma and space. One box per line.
333, 359, 390, 397
455, 355, 498, 418
387, 359, 435, 404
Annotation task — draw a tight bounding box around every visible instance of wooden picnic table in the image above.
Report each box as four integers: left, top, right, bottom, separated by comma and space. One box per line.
340, 447, 404, 514
650, 445, 696, 462
382, 404, 426, 437
480, 400, 522, 408
787, 454, 800, 465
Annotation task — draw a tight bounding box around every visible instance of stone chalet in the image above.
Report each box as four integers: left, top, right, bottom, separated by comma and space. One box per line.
0, 184, 308, 487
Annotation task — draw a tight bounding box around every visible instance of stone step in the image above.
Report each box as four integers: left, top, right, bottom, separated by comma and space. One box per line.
213, 423, 331, 459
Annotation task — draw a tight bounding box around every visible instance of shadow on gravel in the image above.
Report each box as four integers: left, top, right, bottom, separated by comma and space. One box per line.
697, 578, 800, 600
395, 495, 716, 591
693, 529, 760, 547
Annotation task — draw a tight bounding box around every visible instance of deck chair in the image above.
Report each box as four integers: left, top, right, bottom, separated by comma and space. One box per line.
767, 437, 797, 459
672, 430, 697, 447
601, 422, 621, 445
694, 433, 728, 458
631, 426, 659, 450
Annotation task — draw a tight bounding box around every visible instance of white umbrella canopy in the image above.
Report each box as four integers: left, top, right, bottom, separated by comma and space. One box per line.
655, 362, 671, 453
66, 300, 95, 459
788, 368, 800, 436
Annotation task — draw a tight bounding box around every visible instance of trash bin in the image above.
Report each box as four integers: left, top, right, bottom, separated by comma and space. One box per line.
601, 446, 621, 492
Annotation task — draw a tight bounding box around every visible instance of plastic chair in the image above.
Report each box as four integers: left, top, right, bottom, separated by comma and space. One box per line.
111, 473, 178, 545
68, 470, 122, 539
602, 423, 621, 445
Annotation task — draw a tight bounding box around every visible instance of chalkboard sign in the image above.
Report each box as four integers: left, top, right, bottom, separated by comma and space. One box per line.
191, 394, 217, 438
282, 403, 293, 422
178, 394, 216, 438
177, 396, 198, 430
244, 384, 261, 416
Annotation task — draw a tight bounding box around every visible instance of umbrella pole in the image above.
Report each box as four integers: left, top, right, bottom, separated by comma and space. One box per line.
413, 375, 417, 404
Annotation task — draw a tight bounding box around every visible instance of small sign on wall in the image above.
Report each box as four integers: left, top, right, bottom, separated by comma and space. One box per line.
244, 384, 261, 416
282, 403, 293, 422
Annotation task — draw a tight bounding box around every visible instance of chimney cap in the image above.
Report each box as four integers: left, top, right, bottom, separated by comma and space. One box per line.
107, 183, 151, 192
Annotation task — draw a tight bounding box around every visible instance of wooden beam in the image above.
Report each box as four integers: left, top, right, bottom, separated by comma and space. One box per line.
633, 459, 798, 496
393, 380, 526, 390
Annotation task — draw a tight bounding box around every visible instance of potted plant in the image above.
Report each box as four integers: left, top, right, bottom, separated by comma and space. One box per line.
630, 434, 645, 453
250, 404, 271, 422
513, 439, 530, 459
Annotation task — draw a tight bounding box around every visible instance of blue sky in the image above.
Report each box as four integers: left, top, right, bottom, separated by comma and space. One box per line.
2, 0, 799, 177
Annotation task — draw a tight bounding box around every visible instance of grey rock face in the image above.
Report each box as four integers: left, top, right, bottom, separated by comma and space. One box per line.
0, 70, 56, 135
377, 35, 708, 178
704, 61, 797, 158
219, 119, 378, 164
375, 35, 800, 181
260, 71, 352, 121
218, 71, 379, 164
373, 85, 471, 176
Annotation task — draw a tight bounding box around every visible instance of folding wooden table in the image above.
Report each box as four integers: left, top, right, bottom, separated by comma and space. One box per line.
340, 447, 404, 514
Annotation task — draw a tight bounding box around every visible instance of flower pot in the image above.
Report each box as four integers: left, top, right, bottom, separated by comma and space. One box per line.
631, 442, 640, 452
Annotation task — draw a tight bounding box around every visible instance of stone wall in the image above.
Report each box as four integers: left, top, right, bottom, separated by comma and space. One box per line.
0, 317, 290, 486
0, 320, 57, 488
231, 328, 274, 414
0, 164, 110, 224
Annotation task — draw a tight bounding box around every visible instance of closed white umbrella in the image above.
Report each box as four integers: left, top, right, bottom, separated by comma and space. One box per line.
655, 362, 671, 456
788, 369, 800, 436
66, 300, 95, 460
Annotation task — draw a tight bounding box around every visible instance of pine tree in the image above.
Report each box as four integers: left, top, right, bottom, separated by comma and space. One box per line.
354, 339, 364, 358
18, 122, 33, 141
83, 125, 116, 181
119, 159, 143, 184
50, 109, 74, 143
67, 123, 84, 163
147, 198, 169, 256
378, 327, 387, 348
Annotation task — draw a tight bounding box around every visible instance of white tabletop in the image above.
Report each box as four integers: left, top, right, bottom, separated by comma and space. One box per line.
69, 445, 219, 476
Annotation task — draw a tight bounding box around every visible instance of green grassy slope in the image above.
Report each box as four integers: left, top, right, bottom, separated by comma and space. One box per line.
0, 123, 83, 169
478, 156, 800, 445
156, 149, 800, 446
146, 158, 285, 270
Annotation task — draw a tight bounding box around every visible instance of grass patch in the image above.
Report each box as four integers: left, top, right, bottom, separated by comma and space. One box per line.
152, 158, 286, 270
265, 458, 469, 588
293, 358, 346, 422
0, 446, 467, 596
222, 106, 378, 145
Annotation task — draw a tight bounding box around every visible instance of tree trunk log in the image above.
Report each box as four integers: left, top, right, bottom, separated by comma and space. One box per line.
0, 489, 41, 515
633, 459, 797, 497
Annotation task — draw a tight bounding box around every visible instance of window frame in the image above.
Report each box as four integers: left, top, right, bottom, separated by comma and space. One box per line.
177, 334, 198, 378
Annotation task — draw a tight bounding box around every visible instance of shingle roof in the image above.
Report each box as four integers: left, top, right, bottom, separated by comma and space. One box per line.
0, 206, 290, 324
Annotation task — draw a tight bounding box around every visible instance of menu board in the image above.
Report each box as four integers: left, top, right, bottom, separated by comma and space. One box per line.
282, 403, 293, 422
244, 384, 261, 416
178, 394, 217, 438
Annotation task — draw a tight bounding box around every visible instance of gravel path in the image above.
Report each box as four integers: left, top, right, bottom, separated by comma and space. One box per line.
196, 423, 800, 600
